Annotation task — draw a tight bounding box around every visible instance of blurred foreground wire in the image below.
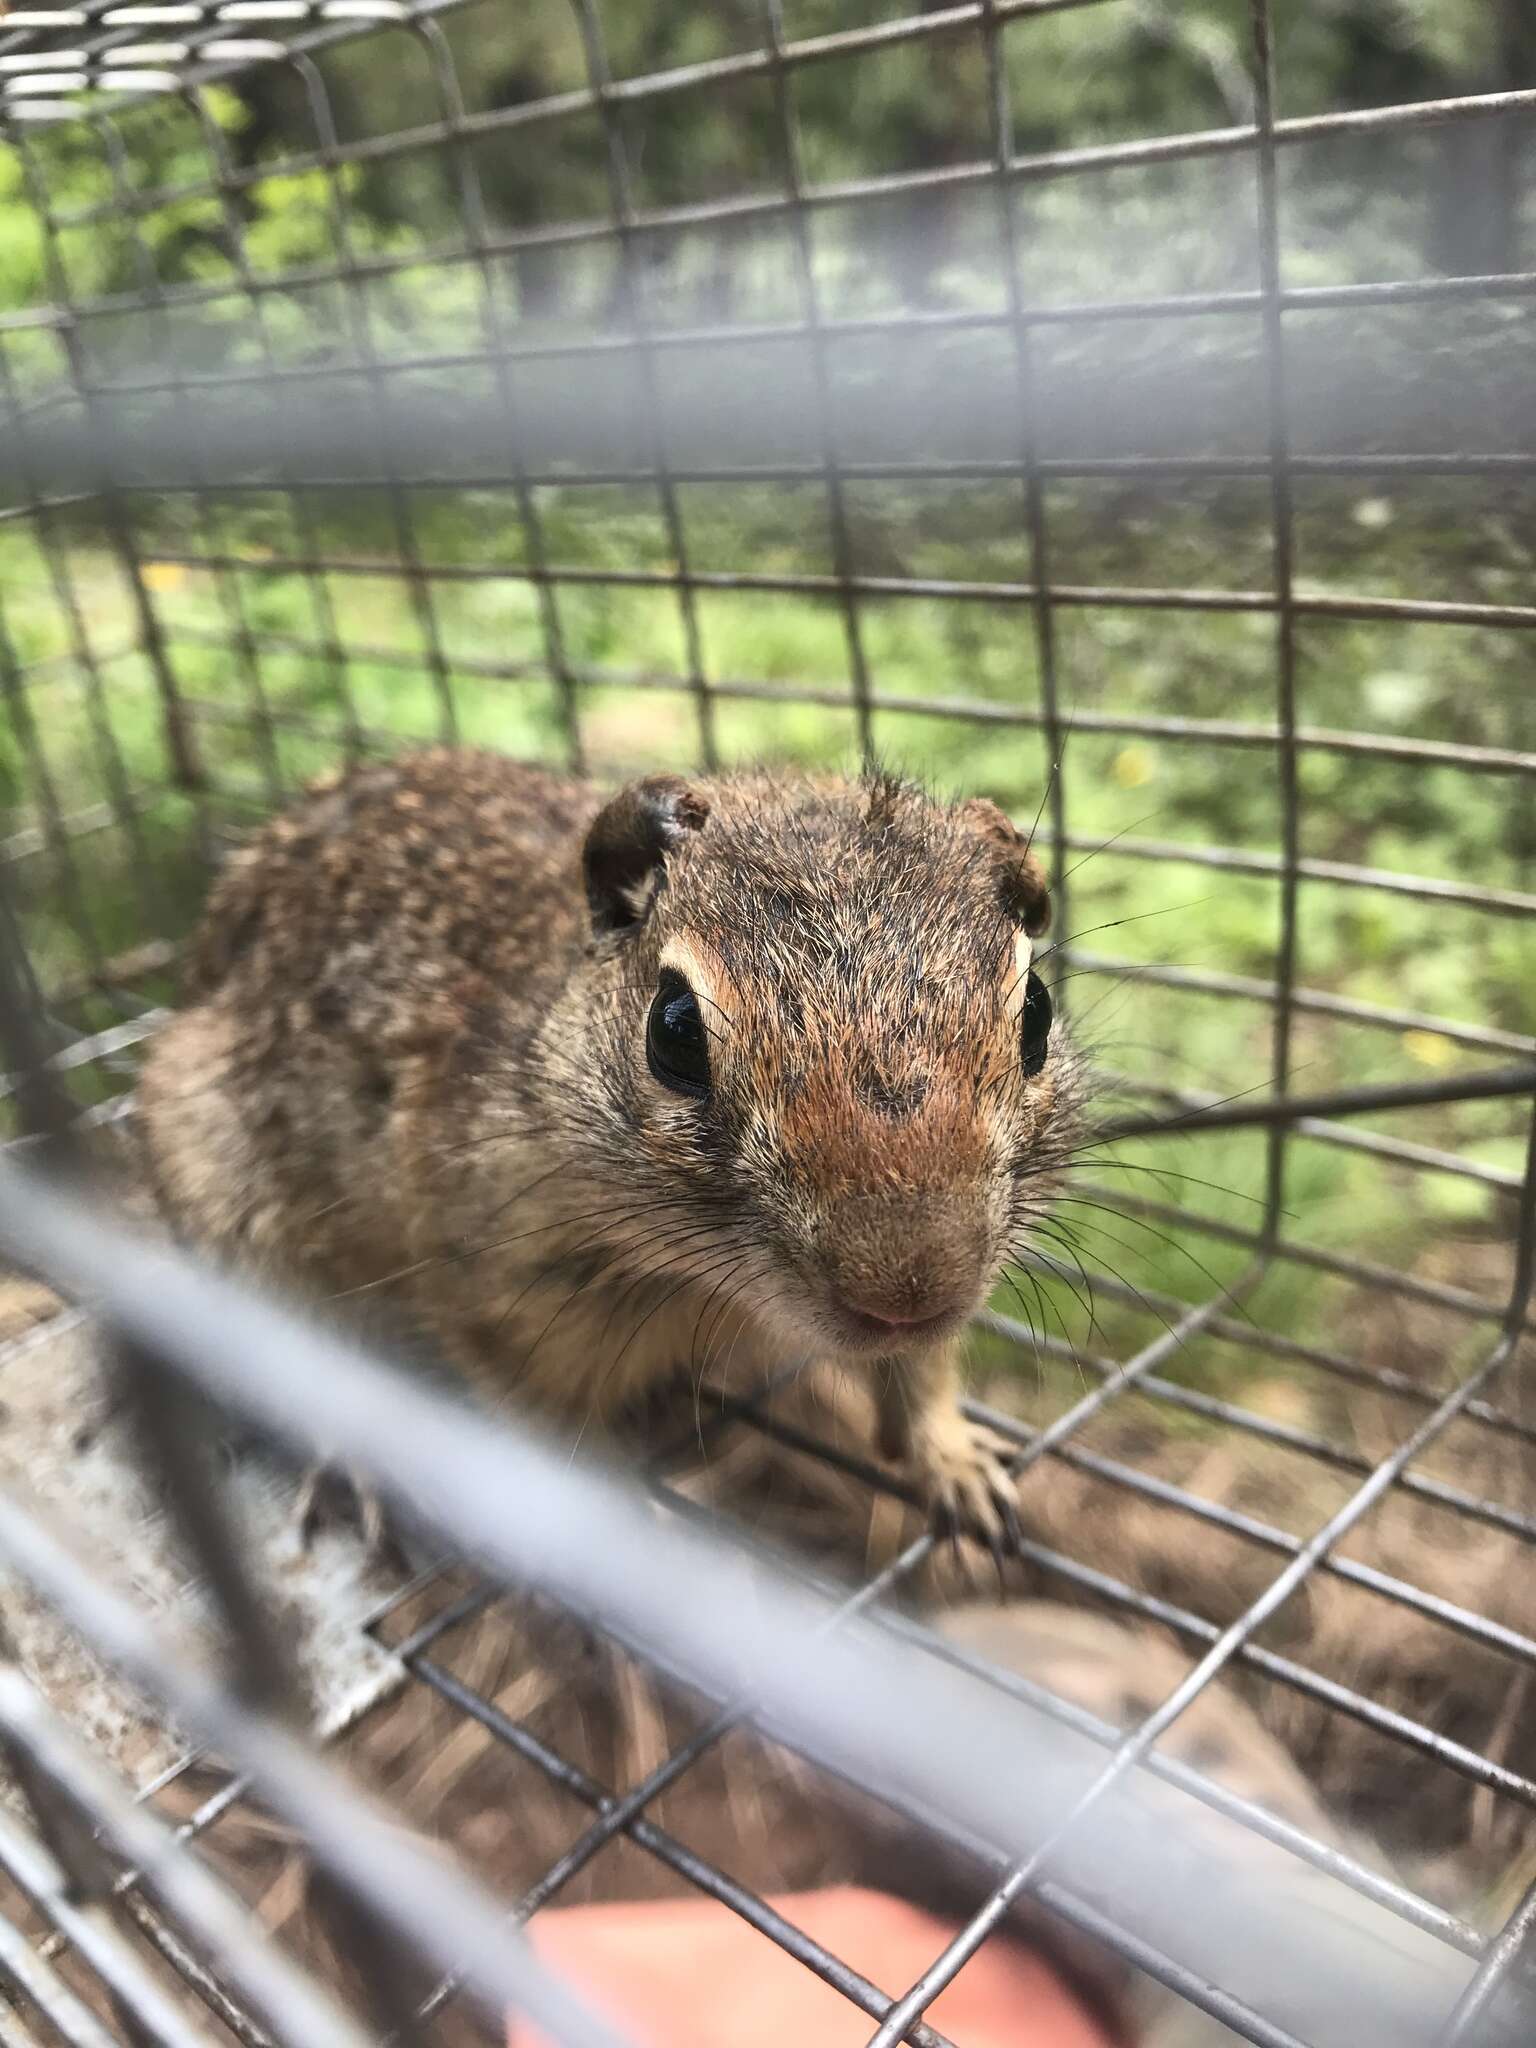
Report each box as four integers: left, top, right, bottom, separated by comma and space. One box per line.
0, 1157, 1529, 2047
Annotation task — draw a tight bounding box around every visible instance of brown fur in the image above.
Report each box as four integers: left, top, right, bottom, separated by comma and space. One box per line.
139, 749, 1086, 1522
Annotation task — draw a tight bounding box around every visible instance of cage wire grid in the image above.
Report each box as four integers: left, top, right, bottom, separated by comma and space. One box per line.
0, 0, 1533, 2044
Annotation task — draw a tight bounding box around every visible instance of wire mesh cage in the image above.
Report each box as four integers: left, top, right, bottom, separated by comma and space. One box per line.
0, 3, 1534, 2045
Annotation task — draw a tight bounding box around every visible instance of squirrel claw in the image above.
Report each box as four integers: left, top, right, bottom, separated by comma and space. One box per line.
910, 1412, 1022, 1561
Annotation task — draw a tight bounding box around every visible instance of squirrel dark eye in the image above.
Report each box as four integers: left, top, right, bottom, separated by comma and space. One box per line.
1020, 969, 1052, 1079
646, 971, 710, 1098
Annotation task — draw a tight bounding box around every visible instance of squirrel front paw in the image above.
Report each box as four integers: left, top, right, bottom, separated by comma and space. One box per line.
904, 1406, 1024, 1558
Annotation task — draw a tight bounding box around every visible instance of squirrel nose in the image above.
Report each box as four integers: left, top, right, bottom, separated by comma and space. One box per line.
837, 1288, 949, 1332
820, 1192, 988, 1339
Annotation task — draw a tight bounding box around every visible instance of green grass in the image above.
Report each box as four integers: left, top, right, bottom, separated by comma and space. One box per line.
1, 478, 1530, 1379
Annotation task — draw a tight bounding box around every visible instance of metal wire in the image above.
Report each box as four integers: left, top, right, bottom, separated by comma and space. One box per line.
1, 1161, 1533, 2048
0, 3, 1533, 2045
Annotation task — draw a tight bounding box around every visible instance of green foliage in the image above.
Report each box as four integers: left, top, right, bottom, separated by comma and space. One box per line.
0, 152, 44, 317
1, 4, 1530, 1364
0, 89, 243, 309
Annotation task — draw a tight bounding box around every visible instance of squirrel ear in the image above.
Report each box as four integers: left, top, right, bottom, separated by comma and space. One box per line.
956, 796, 1052, 937
583, 775, 710, 935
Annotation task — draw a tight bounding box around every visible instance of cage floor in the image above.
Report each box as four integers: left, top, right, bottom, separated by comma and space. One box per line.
0, 1277, 403, 1789
3, 1202, 1534, 2048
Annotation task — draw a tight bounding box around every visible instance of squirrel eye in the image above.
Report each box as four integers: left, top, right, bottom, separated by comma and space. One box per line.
646, 971, 710, 1098
1020, 969, 1052, 1080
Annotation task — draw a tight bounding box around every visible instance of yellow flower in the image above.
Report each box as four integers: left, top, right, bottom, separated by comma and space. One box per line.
1402, 1029, 1454, 1071
1111, 744, 1155, 788
140, 561, 187, 593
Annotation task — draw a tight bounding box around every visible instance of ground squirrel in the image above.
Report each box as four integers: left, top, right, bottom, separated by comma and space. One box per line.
139, 749, 1084, 1540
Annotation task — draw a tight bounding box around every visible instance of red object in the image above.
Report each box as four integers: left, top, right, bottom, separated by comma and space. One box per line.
511, 1885, 1115, 2047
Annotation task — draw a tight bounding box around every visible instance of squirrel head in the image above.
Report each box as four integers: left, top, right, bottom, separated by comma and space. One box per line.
540, 770, 1081, 1362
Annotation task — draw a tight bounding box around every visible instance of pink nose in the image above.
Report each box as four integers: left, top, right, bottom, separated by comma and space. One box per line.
821, 1192, 987, 1341
853, 1306, 932, 1331
836, 1289, 955, 1336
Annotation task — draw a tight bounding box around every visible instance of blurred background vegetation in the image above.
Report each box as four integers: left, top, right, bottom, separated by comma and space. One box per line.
0, 0, 1531, 1391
